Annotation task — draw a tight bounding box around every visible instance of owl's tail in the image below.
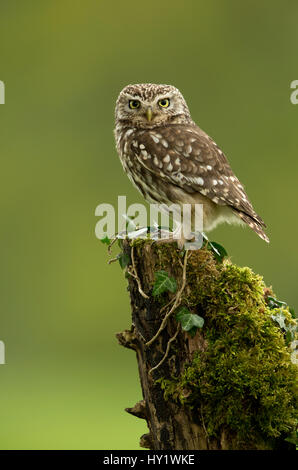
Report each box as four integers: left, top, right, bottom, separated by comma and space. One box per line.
233, 210, 270, 243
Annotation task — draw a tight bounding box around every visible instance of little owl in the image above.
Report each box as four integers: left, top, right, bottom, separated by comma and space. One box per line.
114, 83, 269, 246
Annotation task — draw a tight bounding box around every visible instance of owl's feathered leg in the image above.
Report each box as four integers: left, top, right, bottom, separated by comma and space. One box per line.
154, 234, 187, 248
174, 218, 204, 250
154, 225, 199, 250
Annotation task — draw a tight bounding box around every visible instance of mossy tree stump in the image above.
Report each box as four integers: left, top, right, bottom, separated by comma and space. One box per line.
116, 239, 297, 450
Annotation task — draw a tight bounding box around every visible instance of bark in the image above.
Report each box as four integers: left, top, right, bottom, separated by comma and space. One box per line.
115, 239, 295, 450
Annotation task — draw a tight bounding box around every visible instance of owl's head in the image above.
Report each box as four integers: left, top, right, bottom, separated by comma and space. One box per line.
115, 83, 192, 128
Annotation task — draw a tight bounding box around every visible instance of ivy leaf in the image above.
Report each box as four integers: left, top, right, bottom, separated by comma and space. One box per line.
287, 324, 297, 341
118, 252, 130, 269
100, 236, 111, 245
176, 307, 204, 333
285, 430, 298, 446
267, 296, 297, 323
271, 311, 297, 346
285, 330, 292, 346
289, 307, 297, 319
267, 296, 287, 310
208, 241, 228, 262
188, 326, 200, 338
152, 270, 177, 296
271, 311, 287, 330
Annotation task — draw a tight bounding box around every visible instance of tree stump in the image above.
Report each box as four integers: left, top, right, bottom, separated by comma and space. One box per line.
116, 239, 297, 450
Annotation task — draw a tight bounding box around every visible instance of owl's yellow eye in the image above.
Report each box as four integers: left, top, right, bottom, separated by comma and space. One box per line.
158, 98, 170, 108
129, 100, 141, 109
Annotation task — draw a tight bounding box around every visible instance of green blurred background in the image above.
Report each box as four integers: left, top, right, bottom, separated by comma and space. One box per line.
0, 0, 297, 449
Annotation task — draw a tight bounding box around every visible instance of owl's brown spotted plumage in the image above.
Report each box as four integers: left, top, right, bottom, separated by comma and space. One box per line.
114, 83, 269, 244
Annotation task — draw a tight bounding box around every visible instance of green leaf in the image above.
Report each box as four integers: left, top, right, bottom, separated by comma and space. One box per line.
118, 252, 130, 269
267, 296, 297, 325
287, 324, 297, 341
208, 241, 228, 262
176, 307, 204, 332
188, 326, 199, 338
289, 307, 297, 319
271, 310, 297, 345
285, 330, 292, 346
285, 430, 298, 446
100, 236, 111, 245
152, 270, 177, 296
267, 296, 287, 309
271, 311, 287, 330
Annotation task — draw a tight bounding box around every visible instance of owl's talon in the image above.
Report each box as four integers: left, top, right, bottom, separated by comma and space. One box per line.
154, 237, 177, 246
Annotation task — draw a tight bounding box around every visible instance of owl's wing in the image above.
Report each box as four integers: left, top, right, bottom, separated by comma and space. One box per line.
130, 124, 266, 229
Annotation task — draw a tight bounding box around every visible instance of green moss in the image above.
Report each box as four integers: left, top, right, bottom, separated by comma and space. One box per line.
130, 237, 152, 248
156, 250, 298, 445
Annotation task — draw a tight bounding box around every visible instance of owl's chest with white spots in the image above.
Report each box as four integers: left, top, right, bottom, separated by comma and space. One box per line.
116, 127, 173, 204
116, 128, 153, 196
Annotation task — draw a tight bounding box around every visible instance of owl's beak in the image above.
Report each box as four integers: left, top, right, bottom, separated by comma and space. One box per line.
145, 107, 153, 122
